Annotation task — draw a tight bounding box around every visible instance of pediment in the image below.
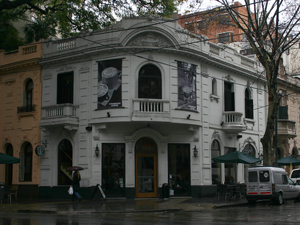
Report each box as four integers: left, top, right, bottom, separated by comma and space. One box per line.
126, 32, 173, 48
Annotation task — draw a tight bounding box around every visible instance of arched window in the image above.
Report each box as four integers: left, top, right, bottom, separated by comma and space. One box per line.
138, 64, 162, 99
19, 142, 32, 182
243, 144, 256, 181
211, 140, 221, 184
242, 144, 255, 157
245, 88, 253, 119
212, 78, 217, 95
25, 79, 33, 111
58, 139, 73, 185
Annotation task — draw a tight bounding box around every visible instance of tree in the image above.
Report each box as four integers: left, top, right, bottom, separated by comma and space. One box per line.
0, 0, 179, 50
215, 0, 300, 166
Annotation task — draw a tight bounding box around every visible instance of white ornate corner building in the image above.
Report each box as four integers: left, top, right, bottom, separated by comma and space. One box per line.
38, 16, 267, 199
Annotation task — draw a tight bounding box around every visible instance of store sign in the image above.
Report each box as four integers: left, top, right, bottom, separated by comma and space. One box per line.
35, 145, 45, 156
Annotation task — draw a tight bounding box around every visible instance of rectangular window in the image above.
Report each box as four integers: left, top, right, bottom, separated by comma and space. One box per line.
248, 171, 258, 182
224, 81, 235, 111
218, 32, 233, 43
197, 20, 207, 32
219, 13, 231, 23
245, 98, 254, 119
282, 175, 288, 184
184, 22, 195, 33
168, 144, 190, 196
259, 171, 270, 182
102, 143, 125, 197
57, 72, 74, 104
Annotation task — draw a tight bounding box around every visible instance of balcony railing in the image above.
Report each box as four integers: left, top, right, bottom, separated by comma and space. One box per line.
132, 99, 170, 121
17, 105, 36, 113
277, 119, 296, 139
222, 111, 246, 135
57, 40, 76, 51
42, 104, 77, 118
40, 104, 79, 130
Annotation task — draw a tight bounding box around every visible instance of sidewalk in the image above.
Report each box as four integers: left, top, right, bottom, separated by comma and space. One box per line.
0, 197, 248, 215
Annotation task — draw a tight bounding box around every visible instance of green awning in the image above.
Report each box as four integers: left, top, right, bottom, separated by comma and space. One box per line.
0, 153, 20, 164
213, 151, 261, 164
276, 156, 300, 166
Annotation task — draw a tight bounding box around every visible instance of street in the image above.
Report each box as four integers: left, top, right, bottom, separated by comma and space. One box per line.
1, 201, 300, 225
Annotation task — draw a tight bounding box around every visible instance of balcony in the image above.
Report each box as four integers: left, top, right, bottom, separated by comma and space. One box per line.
132, 99, 171, 122
277, 105, 296, 140
277, 119, 296, 140
222, 111, 246, 136
17, 105, 36, 113
40, 104, 79, 130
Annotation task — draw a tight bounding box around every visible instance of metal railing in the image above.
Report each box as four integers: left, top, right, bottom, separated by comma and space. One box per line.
17, 105, 36, 113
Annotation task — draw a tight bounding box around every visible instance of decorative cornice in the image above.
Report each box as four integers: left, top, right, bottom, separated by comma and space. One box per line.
0, 58, 41, 73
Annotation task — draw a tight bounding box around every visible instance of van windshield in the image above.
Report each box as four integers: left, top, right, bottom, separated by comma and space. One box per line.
291, 170, 300, 178
259, 171, 270, 182
248, 171, 258, 182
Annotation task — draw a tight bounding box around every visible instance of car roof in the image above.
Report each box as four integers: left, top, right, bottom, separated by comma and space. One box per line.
248, 166, 286, 172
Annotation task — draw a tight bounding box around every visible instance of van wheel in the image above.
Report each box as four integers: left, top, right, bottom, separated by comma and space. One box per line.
276, 193, 283, 205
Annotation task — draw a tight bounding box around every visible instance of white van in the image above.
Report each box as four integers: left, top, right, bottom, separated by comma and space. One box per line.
246, 167, 300, 204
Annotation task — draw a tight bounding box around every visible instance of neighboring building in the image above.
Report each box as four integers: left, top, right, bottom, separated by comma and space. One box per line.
178, 3, 300, 165
178, 2, 250, 44
39, 16, 266, 199
0, 43, 43, 198
276, 63, 299, 162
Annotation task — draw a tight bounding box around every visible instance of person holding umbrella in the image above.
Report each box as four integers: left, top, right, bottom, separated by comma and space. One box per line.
67, 166, 83, 202
71, 170, 82, 202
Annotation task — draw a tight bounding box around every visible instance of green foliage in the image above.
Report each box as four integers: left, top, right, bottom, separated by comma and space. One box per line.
0, 12, 24, 51
1, 0, 179, 45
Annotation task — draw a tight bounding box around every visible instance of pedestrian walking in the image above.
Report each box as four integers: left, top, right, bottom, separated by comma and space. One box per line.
72, 170, 82, 202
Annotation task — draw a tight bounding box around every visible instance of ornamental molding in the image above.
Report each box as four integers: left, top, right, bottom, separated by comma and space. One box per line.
126, 32, 173, 48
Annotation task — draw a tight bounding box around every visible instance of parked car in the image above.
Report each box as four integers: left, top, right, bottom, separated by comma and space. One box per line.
246, 167, 300, 204
290, 168, 300, 184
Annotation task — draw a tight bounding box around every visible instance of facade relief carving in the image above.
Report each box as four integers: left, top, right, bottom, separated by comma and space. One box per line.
127, 32, 172, 48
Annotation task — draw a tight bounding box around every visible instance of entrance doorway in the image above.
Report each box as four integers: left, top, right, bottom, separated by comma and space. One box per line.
135, 138, 158, 198
5, 144, 13, 185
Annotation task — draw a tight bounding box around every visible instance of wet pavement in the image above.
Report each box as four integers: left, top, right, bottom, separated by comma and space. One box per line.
0, 197, 248, 215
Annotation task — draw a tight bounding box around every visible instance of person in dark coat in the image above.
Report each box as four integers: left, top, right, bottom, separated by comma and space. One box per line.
72, 170, 82, 202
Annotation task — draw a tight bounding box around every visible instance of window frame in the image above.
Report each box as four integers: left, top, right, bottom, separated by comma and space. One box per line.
138, 64, 162, 99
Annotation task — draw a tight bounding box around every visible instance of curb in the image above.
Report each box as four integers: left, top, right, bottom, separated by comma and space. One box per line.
18, 208, 183, 215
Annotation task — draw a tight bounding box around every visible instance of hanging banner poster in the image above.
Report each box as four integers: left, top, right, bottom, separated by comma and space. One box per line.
98, 59, 122, 109
177, 61, 197, 111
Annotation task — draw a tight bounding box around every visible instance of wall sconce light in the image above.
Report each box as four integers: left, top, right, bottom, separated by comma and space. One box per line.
95, 144, 100, 157
85, 126, 92, 131
107, 112, 110, 117
193, 145, 198, 158
187, 114, 191, 119
220, 122, 224, 126
259, 152, 263, 160
42, 140, 48, 148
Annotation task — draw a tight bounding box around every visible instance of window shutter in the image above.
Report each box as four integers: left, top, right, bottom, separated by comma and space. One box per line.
278, 105, 288, 119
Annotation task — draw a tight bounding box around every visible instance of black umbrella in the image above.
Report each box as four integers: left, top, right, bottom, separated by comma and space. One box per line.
0, 153, 20, 164
67, 166, 84, 171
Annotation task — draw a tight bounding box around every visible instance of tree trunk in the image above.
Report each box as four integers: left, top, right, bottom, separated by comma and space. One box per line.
261, 67, 279, 166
